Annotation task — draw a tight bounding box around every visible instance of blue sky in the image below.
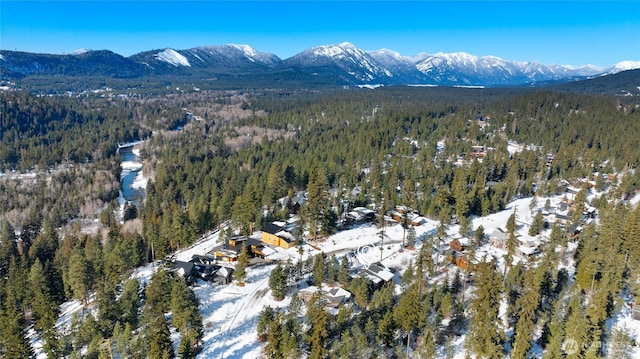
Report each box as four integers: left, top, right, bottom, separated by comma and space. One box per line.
1, 1, 638, 67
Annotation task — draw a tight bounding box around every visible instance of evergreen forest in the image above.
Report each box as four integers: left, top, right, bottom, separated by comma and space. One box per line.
1, 83, 640, 358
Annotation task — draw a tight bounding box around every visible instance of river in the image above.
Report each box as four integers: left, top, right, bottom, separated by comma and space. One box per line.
119, 143, 146, 207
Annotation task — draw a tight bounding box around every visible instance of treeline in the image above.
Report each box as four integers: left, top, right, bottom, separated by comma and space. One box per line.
0, 213, 203, 358
0, 92, 148, 171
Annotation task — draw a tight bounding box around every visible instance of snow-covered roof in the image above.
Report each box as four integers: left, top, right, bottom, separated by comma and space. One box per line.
217, 266, 232, 278
365, 262, 394, 282
490, 229, 508, 241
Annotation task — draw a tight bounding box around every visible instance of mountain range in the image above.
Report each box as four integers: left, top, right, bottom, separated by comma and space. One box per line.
1, 42, 639, 87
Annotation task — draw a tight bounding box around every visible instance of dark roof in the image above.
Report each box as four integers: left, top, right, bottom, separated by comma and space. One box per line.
226, 237, 263, 251
173, 261, 194, 277
262, 222, 285, 235
367, 262, 387, 274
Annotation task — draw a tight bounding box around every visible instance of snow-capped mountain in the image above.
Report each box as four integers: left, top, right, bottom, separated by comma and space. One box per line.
154, 48, 191, 67
1, 42, 638, 87
68, 48, 92, 56
129, 44, 280, 73
185, 44, 281, 67
284, 42, 393, 82
602, 61, 640, 76
413, 52, 608, 86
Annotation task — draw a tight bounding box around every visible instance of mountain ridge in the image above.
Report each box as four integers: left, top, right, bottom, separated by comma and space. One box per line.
1, 42, 638, 87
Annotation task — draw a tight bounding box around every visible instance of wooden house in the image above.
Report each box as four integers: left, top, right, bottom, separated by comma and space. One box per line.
447, 250, 471, 271
488, 229, 508, 250
299, 285, 352, 312
449, 238, 465, 252
516, 241, 540, 259
261, 222, 297, 249
211, 235, 268, 262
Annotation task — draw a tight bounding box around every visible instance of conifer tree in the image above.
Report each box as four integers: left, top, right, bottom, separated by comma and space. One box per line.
394, 283, 425, 355
312, 252, 326, 285
0, 221, 19, 278
529, 211, 545, 236
28, 258, 60, 357
233, 243, 249, 286
338, 255, 351, 285
257, 306, 275, 342
511, 271, 540, 359
171, 277, 201, 335
474, 224, 486, 245
118, 278, 141, 329
466, 260, 505, 358
416, 326, 437, 359
305, 166, 330, 242
306, 294, 329, 359
0, 289, 34, 359
377, 309, 396, 347
145, 269, 173, 314
562, 292, 591, 359
406, 226, 417, 248
96, 278, 121, 337
269, 263, 288, 301
66, 247, 92, 306
145, 308, 174, 359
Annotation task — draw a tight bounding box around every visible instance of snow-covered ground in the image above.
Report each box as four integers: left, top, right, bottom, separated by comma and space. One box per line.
40, 190, 640, 359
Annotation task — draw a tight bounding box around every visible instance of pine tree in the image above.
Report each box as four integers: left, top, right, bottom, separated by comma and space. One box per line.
96, 278, 121, 337
417, 326, 437, 359
0, 292, 34, 359
394, 283, 425, 355
305, 166, 330, 242
145, 308, 175, 359
0, 221, 19, 278
338, 255, 351, 285
312, 252, 326, 285
377, 309, 396, 347
406, 226, 417, 248
529, 211, 544, 236
562, 293, 591, 359
118, 278, 141, 329
66, 247, 92, 306
257, 306, 275, 342
170, 277, 203, 353
233, 243, 249, 286
28, 259, 60, 357
178, 330, 197, 359
511, 271, 540, 359
507, 211, 516, 235
475, 224, 485, 245
269, 263, 288, 301
145, 269, 173, 314
529, 194, 538, 212
466, 260, 505, 358
170, 277, 193, 330
307, 294, 329, 359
